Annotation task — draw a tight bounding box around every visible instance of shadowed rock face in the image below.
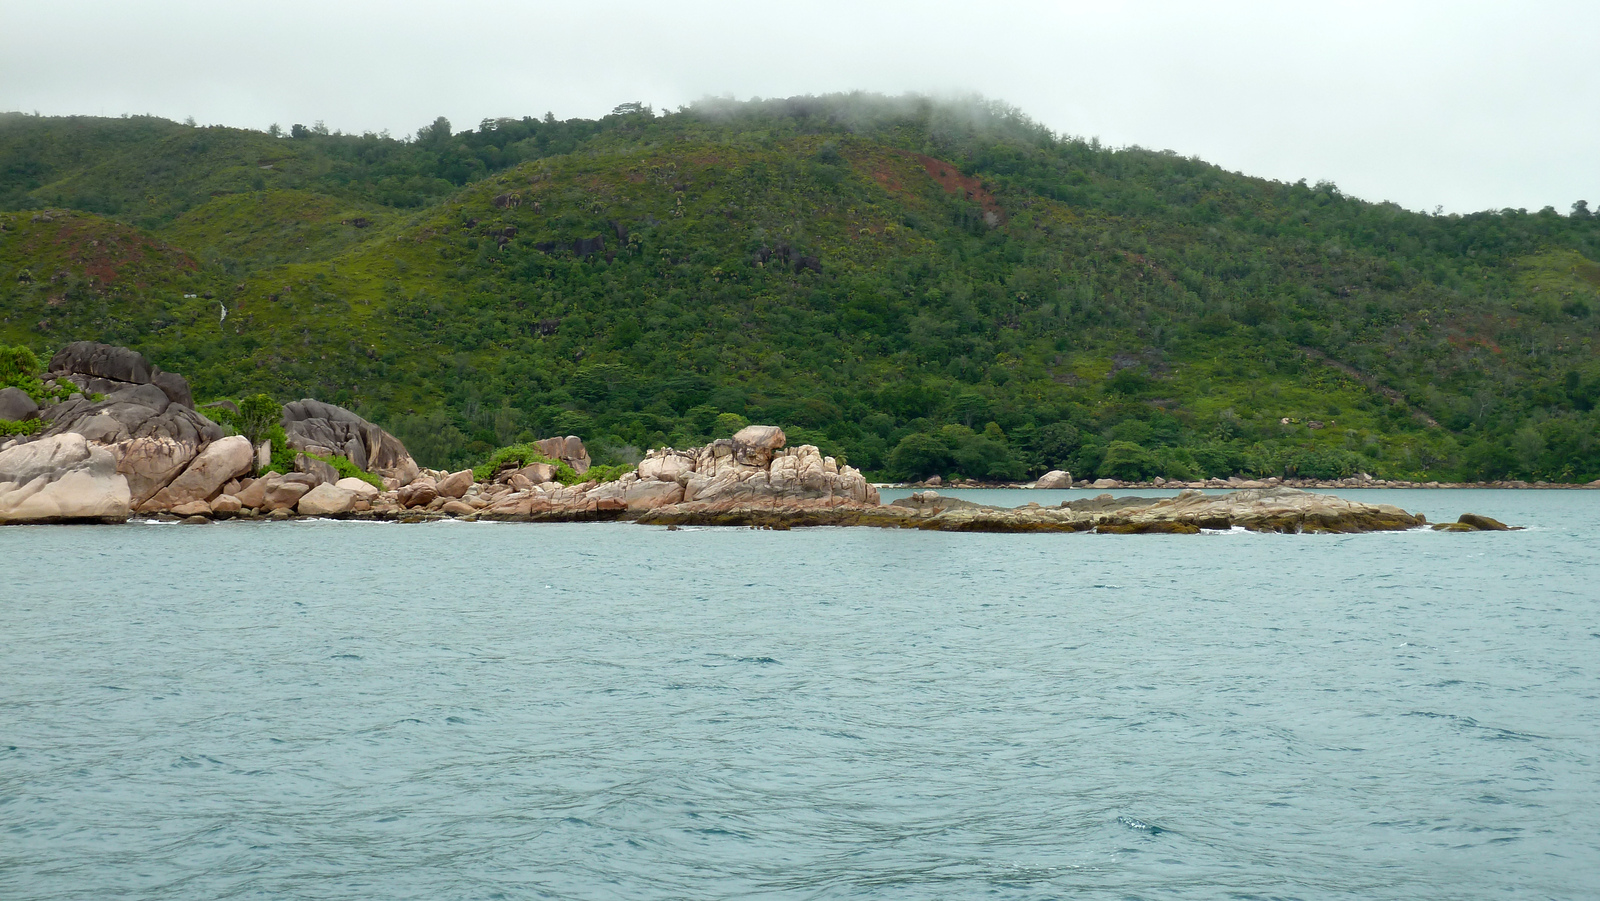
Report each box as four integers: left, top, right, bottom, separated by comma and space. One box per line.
49, 341, 152, 386
0, 386, 40, 422
281, 399, 419, 485
48, 341, 194, 409
37, 346, 224, 509
731, 425, 785, 467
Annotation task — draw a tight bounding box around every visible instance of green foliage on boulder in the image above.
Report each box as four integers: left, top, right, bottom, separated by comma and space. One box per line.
0, 417, 43, 436
309, 452, 383, 490
0, 344, 48, 402
470, 444, 581, 484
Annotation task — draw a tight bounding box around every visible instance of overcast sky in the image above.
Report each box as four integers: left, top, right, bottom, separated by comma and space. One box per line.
3, 1, 1595, 214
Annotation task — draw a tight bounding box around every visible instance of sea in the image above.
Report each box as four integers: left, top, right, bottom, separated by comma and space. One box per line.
3, 488, 1597, 900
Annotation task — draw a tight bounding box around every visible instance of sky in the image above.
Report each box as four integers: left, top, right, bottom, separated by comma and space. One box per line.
2, 0, 1595, 214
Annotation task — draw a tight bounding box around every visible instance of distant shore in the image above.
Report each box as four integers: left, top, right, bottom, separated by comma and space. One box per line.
885, 476, 1600, 491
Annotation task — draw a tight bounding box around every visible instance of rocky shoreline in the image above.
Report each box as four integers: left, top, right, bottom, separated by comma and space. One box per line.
902, 472, 1600, 491
0, 342, 1523, 533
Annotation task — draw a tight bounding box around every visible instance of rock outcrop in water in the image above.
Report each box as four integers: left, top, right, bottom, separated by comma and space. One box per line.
885, 487, 1425, 533
372, 426, 878, 521
0, 341, 417, 523
633, 486, 1427, 533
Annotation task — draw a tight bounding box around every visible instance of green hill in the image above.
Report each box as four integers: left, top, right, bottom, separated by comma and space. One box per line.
3, 96, 1598, 482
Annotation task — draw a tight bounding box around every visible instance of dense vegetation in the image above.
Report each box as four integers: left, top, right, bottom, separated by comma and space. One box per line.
3, 96, 1598, 481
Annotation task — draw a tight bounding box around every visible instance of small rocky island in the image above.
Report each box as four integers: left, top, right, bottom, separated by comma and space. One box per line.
0, 342, 1513, 534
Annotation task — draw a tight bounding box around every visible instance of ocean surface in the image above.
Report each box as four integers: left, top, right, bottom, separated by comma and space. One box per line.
3, 489, 1598, 900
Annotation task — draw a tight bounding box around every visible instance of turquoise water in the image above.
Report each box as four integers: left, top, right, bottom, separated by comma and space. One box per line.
3, 490, 1598, 899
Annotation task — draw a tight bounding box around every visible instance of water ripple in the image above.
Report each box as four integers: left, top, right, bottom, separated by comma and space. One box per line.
3, 490, 1599, 899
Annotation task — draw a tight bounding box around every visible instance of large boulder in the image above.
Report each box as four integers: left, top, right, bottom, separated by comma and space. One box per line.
46, 341, 194, 409
436, 469, 474, 498
622, 479, 684, 511
140, 435, 254, 512
1035, 470, 1073, 489
149, 371, 193, 409
298, 483, 356, 516
637, 448, 695, 482
335, 477, 380, 500
48, 341, 153, 385
263, 474, 317, 512
112, 435, 202, 507
396, 476, 438, 508
0, 433, 131, 524
235, 475, 272, 509
732, 425, 786, 467
281, 399, 419, 484
535, 436, 590, 474
0, 387, 39, 422
514, 462, 558, 485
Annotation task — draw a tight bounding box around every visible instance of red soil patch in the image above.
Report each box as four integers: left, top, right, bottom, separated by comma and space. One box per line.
35, 214, 196, 289
862, 151, 1006, 225
1446, 333, 1502, 354
913, 154, 1005, 224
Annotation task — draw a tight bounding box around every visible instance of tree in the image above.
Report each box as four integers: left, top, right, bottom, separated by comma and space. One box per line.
888, 432, 953, 480
416, 116, 452, 147
1102, 440, 1157, 480
232, 394, 282, 448
1573, 200, 1593, 219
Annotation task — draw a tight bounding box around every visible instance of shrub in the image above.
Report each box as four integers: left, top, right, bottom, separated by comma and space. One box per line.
0, 418, 44, 437
309, 453, 384, 490
584, 463, 635, 484
0, 344, 71, 405
471, 443, 582, 484
233, 394, 282, 448
258, 424, 297, 475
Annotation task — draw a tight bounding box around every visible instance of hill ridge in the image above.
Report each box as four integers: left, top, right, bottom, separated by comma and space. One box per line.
3, 95, 1598, 481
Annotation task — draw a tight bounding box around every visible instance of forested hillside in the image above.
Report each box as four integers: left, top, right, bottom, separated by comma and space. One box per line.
3, 96, 1598, 481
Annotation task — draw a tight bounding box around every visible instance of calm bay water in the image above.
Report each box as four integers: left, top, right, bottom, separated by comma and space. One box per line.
3, 489, 1598, 899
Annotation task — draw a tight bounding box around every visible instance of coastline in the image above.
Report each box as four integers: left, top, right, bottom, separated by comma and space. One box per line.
81, 485, 1521, 535
885, 477, 1600, 491
0, 343, 1546, 532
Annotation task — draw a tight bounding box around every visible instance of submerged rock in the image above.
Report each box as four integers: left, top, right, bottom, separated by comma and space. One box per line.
1432, 513, 1519, 532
